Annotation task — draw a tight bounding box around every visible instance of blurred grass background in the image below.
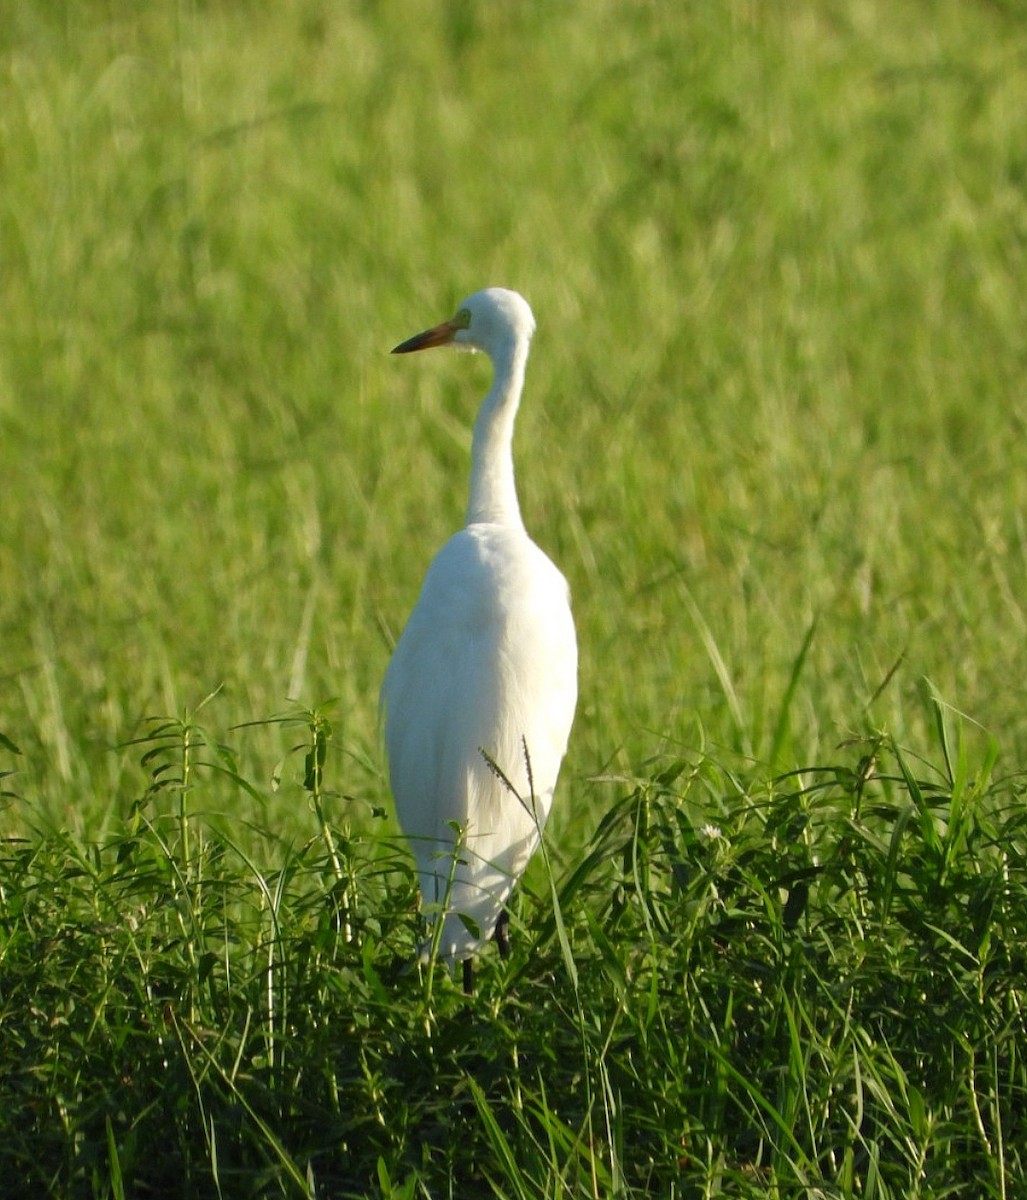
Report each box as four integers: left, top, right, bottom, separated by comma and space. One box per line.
3, 4, 1027, 1197
1, 0, 1025, 839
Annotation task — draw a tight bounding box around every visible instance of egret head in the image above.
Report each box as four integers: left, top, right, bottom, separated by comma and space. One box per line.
392, 288, 535, 360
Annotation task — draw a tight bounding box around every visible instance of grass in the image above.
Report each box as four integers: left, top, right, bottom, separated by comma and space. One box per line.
2, 0, 1027, 1195
2, 704, 1025, 1197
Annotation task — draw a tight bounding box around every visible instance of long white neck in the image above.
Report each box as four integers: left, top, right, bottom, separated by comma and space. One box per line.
466, 337, 529, 529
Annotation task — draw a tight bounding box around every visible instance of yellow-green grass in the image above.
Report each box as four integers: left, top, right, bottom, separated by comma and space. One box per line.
1, 2, 1026, 1195
3, 0, 1025, 832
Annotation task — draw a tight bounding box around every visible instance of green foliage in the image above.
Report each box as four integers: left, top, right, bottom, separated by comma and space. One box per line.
1, 716, 1025, 1197
2, 0, 1027, 1196
2, 0, 1027, 828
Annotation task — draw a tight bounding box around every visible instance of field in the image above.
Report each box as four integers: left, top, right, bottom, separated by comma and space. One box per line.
2, 1, 1026, 1196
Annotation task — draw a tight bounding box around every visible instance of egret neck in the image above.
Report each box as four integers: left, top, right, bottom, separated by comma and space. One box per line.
466, 336, 530, 530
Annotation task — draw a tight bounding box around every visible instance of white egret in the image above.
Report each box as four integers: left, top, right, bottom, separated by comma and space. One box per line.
381, 287, 577, 987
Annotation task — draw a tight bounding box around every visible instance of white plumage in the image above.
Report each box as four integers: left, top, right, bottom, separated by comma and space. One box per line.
381, 288, 577, 965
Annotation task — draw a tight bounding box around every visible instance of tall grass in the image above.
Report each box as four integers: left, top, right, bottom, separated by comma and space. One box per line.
3, 0, 1026, 831
2, 702, 1024, 1197
2, 0, 1027, 1195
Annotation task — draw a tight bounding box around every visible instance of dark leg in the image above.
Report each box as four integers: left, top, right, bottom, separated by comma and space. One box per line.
462, 957, 474, 995
494, 908, 511, 959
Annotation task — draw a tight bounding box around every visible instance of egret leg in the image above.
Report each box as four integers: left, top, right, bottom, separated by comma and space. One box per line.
462, 957, 474, 995
494, 908, 511, 959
